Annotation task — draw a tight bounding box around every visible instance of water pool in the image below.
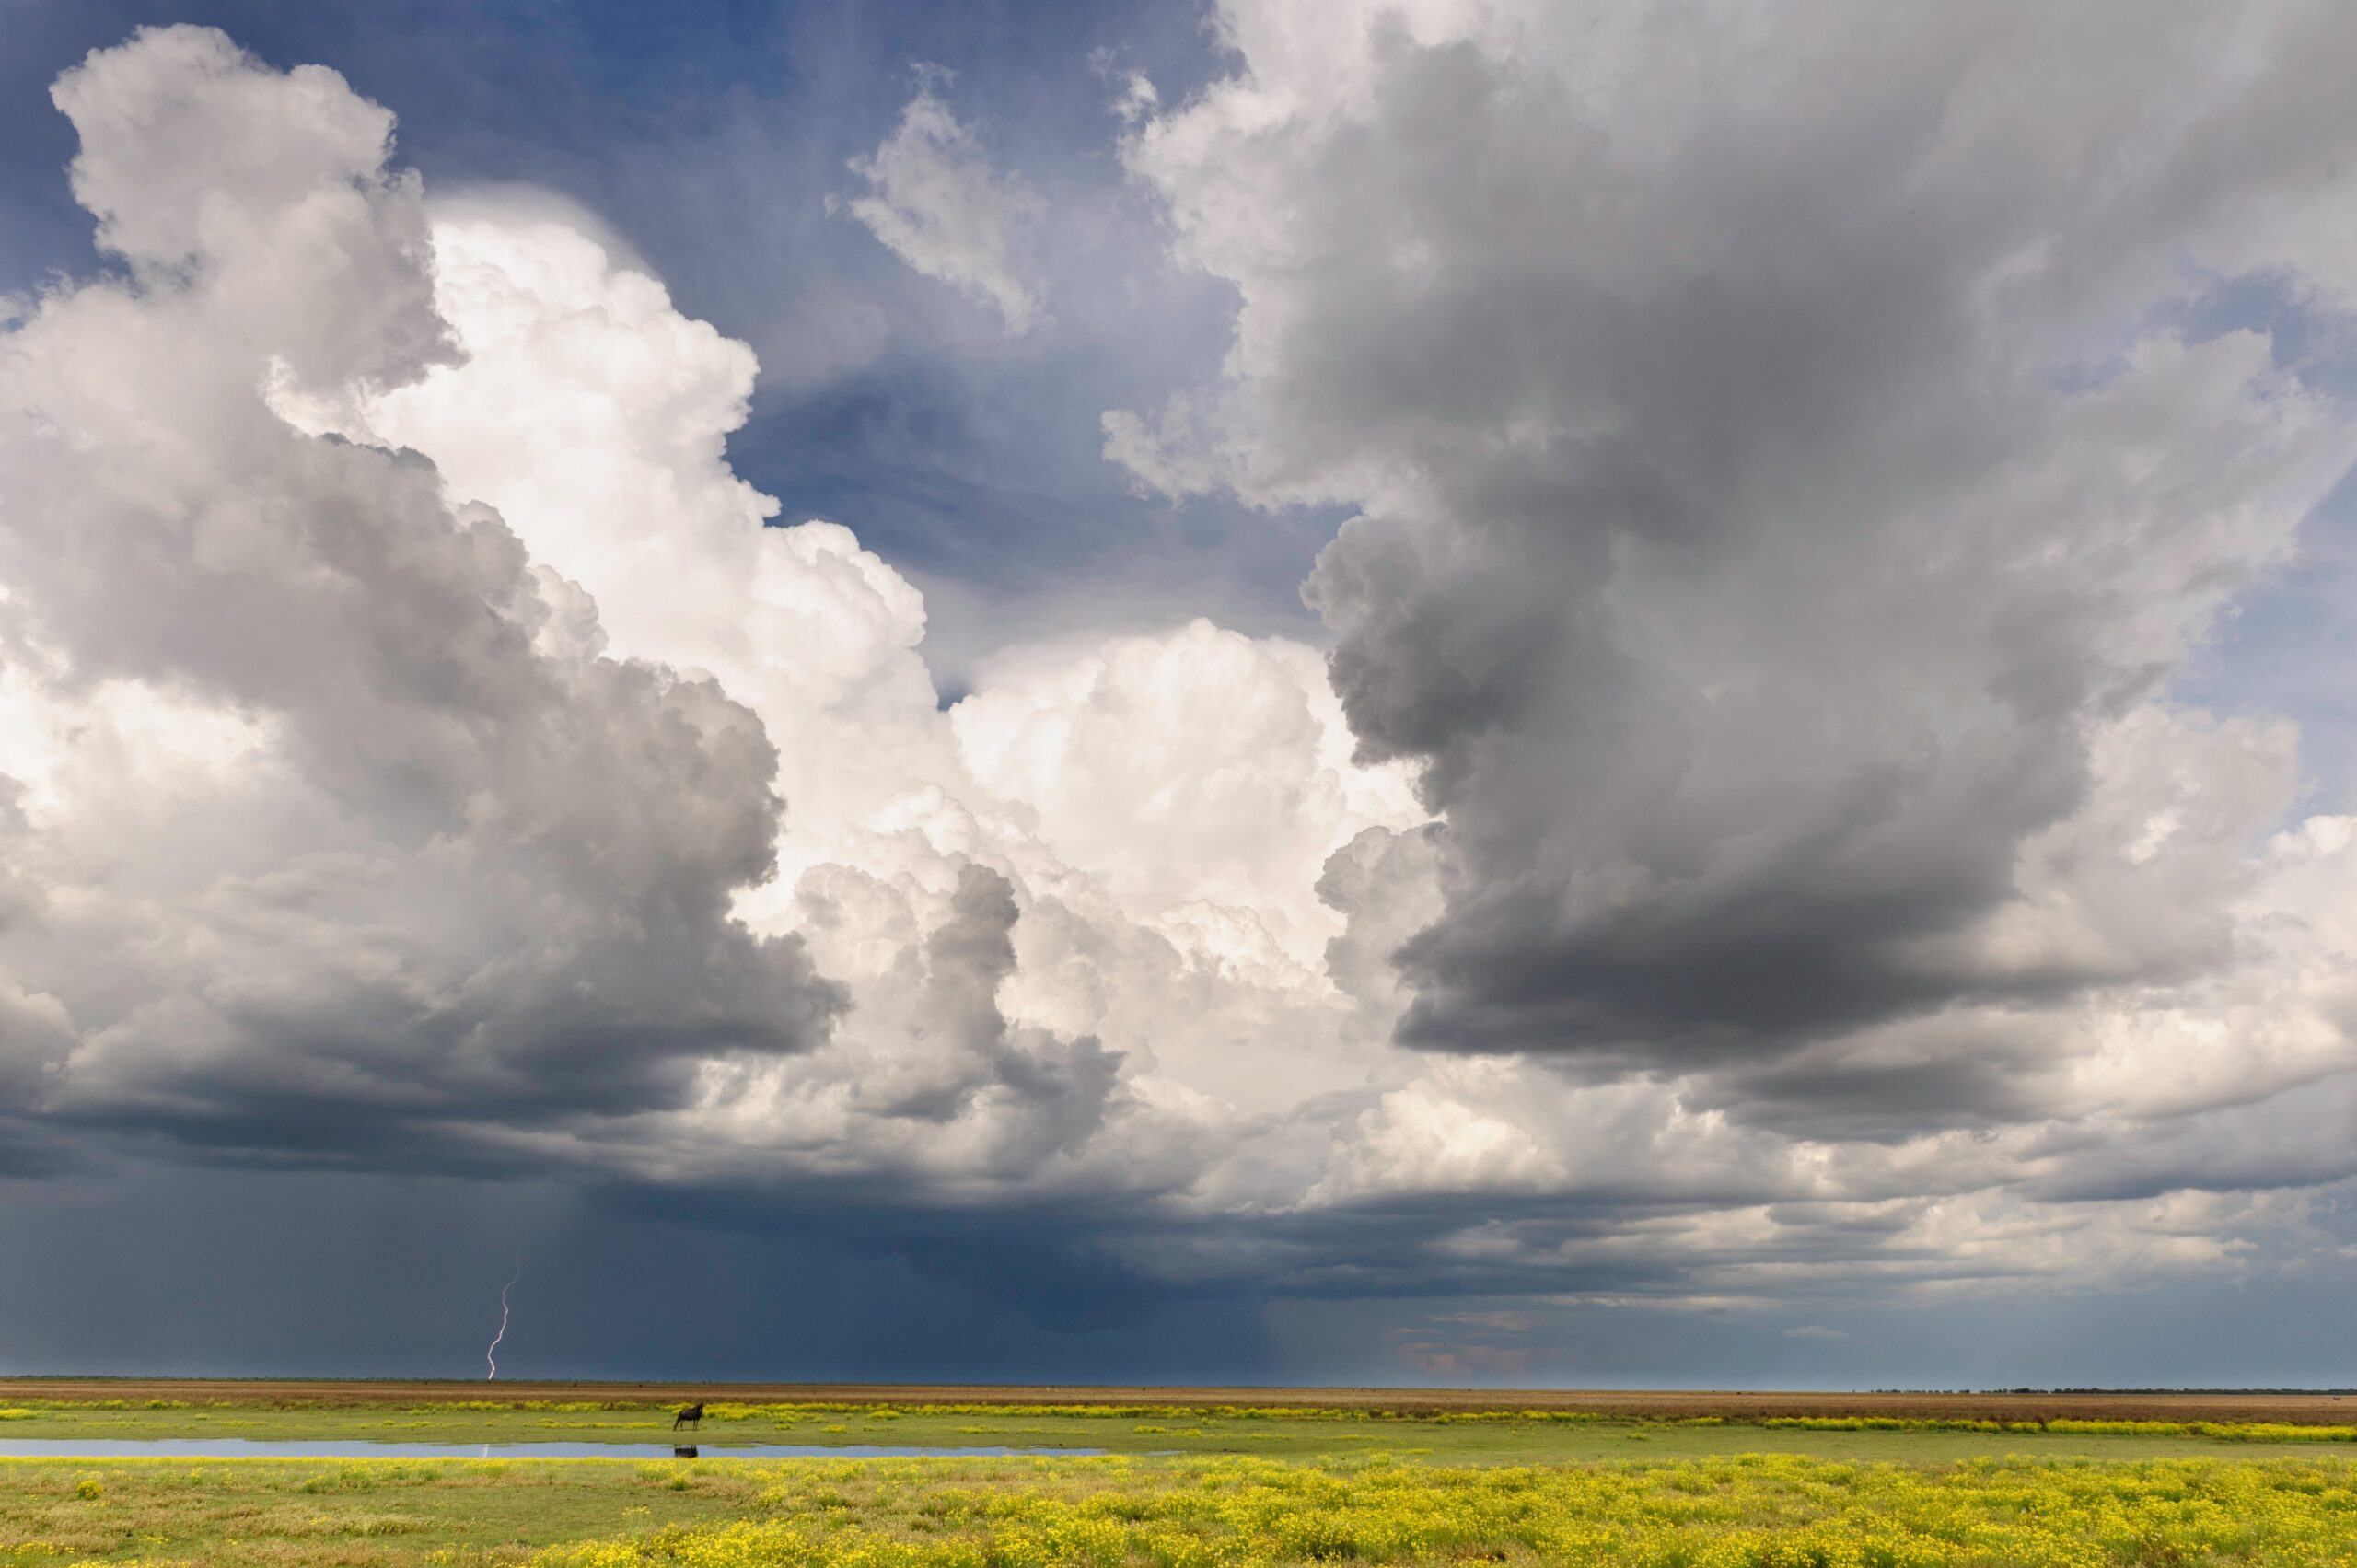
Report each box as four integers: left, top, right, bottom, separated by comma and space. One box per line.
0, 1438, 1103, 1459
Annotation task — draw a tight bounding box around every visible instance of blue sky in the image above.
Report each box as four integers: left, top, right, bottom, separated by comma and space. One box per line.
3, 0, 1337, 694
7, 1, 2341, 767
6, 2, 2357, 1388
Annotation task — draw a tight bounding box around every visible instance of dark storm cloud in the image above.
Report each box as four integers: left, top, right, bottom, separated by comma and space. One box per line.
0, 1165, 1285, 1379
1122, 0, 2357, 1107
1702, 1051, 2061, 1144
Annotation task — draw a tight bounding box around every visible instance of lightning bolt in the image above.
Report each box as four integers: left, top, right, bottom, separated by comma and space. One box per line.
484, 1263, 520, 1381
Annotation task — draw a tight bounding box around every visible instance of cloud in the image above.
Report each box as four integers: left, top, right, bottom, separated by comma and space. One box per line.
1114, 0, 2357, 1113
0, 27, 842, 1169
842, 69, 1048, 335
301, 192, 1422, 1203
950, 619, 1422, 967
0, 27, 1415, 1236
9, 17, 2357, 1346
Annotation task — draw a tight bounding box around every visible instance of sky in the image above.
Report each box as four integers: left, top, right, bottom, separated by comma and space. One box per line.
3, 1, 2357, 1388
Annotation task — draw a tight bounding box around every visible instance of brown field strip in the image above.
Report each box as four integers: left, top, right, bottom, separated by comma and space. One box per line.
4, 1379, 2354, 1423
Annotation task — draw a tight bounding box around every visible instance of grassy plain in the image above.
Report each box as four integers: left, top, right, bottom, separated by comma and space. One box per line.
6, 1388, 2357, 1566
6, 1451, 2357, 1567
8, 1381, 2353, 1424
6, 1399, 2357, 1464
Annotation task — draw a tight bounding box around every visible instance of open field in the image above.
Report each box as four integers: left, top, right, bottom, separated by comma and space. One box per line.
6, 1452, 2357, 1567
4, 1400, 2356, 1463
9, 1390, 2357, 1565
6, 1380, 2355, 1424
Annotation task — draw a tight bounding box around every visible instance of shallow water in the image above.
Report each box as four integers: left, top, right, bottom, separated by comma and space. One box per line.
0, 1438, 1102, 1459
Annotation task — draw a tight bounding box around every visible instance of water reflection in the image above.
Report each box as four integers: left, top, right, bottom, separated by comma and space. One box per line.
0, 1438, 1100, 1459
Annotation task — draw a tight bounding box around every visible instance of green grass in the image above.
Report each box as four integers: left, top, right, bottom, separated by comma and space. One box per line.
6, 1451, 2357, 1567
4, 1402, 2354, 1464
0, 1455, 761, 1565
10, 1402, 2357, 1565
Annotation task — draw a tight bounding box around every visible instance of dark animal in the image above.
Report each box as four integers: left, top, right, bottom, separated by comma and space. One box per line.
673, 1401, 705, 1431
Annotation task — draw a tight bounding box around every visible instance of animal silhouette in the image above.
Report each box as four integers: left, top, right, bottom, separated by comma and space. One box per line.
673, 1401, 705, 1431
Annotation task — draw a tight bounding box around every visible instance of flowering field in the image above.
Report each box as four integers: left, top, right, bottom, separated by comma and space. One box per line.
6, 1452, 2355, 1568
534, 1455, 2357, 1568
